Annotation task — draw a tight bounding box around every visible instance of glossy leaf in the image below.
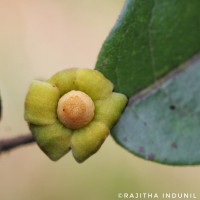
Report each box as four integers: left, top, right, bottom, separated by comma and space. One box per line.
95, 0, 200, 97
95, 0, 200, 165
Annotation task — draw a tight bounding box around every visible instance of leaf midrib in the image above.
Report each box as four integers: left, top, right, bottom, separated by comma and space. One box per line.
128, 52, 200, 105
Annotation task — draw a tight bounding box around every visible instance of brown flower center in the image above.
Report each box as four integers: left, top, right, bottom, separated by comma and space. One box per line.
57, 90, 95, 129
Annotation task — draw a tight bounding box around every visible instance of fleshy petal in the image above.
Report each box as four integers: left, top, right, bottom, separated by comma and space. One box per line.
94, 93, 127, 128
24, 81, 60, 125
47, 69, 77, 96
75, 69, 113, 100
30, 121, 72, 161
71, 121, 109, 163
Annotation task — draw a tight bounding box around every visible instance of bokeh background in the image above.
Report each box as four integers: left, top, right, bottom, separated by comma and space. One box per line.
0, 1, 200, 200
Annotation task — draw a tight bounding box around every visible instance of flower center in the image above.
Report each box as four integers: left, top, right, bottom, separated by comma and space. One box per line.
57, 90, 95, 129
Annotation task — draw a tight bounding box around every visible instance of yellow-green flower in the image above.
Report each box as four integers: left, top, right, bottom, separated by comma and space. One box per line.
24, 68, 127, 163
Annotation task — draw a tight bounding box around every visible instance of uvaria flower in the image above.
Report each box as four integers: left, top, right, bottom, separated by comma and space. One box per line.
24, 68, 127, 162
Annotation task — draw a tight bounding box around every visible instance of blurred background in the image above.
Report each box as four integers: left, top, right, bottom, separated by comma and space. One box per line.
0, 0, 199, 200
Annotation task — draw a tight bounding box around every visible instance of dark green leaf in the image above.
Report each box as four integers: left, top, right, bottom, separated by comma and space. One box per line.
95, 0, 200, 165
95, 0, 200, 97
112, 55, 200, 165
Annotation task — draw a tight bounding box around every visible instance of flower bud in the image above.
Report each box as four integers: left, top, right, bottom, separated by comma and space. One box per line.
24, 68, 127, 162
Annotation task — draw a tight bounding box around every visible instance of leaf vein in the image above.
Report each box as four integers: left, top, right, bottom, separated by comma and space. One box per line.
148, 0, 157, 82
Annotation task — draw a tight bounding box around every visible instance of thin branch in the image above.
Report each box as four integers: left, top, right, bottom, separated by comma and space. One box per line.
0, 134, 35, 152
